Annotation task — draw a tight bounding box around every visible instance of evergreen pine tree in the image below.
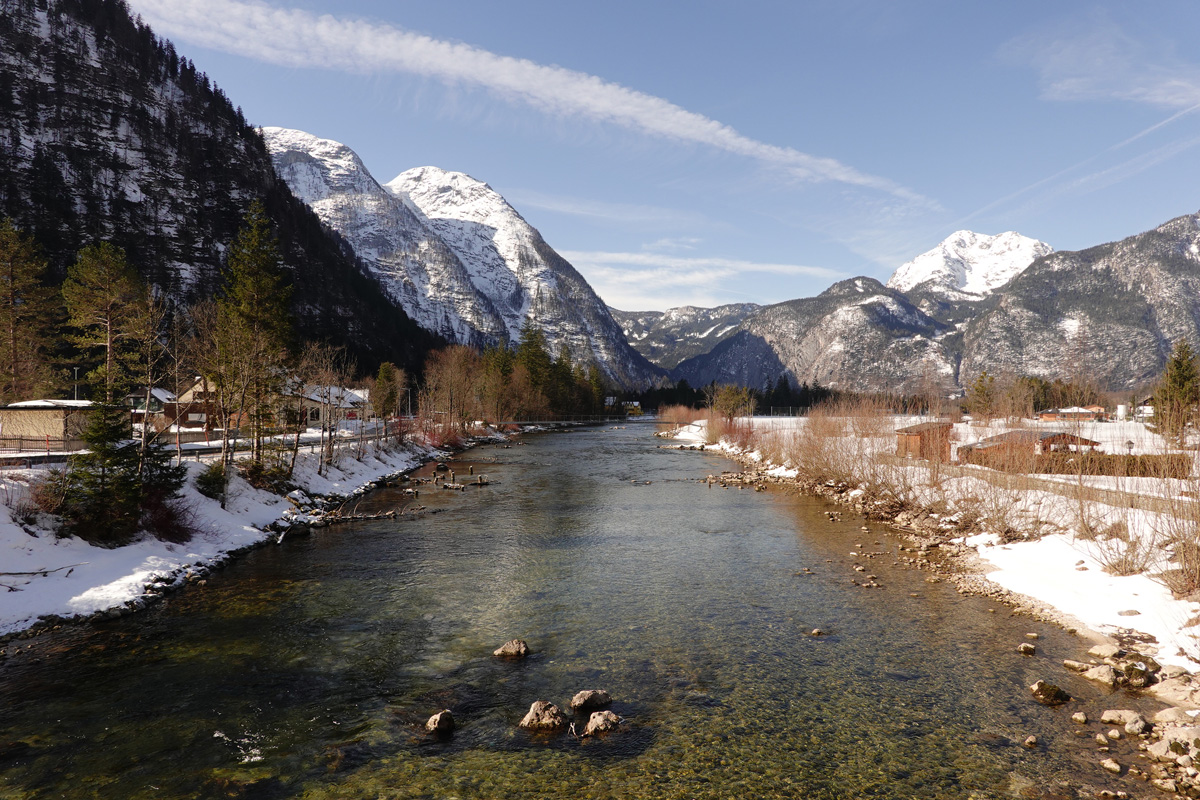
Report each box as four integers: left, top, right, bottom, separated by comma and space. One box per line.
967, 371, 997, 422
1155, 340, 1199, 444
63, 241, 145, 403
0, 219, 60, 402
61, 402, 142, 545
373, 362, 399, 420
218, 200, 293, 461
515, 319, 552, 395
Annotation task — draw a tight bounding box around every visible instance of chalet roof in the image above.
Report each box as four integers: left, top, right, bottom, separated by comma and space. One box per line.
6, 399, 94, 409
125, 387, 177, 402
284, 384, 366, 408
895, 422, 953, 434
960, 429, 1100, 450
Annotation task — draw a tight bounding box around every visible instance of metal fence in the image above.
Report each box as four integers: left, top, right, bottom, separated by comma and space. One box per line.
0, 436, 87, 454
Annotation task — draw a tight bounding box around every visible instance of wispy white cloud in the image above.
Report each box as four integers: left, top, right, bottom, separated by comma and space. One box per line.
501, 190, 710, 229
643, 237, 703, 252
129, 0, 929, 203
560, 250, 841, 311
1004, 17, 1200, 108
963, 21, 1200, 228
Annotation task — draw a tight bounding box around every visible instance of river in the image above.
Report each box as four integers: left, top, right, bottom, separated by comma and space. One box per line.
0, 425, 1160, 798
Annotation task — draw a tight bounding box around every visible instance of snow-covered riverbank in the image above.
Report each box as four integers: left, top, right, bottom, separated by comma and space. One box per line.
0, 435, 459, 638
669, 416, 1200, 672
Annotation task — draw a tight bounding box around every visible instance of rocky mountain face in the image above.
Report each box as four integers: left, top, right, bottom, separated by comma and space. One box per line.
959, 211, 1200, 390
608, 304, 760, 370
263, 128, 502, 347
265, 129, 660, 388
659, 216, 1200, 394
0, 0, 438, 371
671, 279, 955, 394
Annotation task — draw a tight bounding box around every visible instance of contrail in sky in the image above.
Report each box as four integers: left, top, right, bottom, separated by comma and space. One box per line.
130, 0, 930, 204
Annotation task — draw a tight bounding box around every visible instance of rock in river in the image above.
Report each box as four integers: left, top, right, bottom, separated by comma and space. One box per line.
426, 709, 454, 734
519, 700, 567, 730
1030, 680, 1070, 706
570, 690, 612, 711
1082, 664, 1120, 689
584, 710, 621, 736
494, 639, 530, 658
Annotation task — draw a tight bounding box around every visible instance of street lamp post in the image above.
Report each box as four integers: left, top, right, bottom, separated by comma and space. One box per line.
73, 367, 79, 401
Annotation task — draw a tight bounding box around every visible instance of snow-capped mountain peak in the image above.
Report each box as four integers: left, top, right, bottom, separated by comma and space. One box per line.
264, 129, 658, 387
887, 230, 1052, 298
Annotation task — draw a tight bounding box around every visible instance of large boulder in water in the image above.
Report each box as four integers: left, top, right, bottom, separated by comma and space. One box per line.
1030, 680, 1071, 706
493, 639, 530, 658
570, 690, 612, 711
518, 700, 567, 730
583, 710, 621, 736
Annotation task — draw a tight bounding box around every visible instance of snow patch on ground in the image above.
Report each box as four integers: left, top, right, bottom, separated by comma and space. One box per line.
0, 437, 441, 637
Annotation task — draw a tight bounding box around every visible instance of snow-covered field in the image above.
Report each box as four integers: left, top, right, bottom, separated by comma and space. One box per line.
0, 435, 446, 637
674, 415, 1200, 670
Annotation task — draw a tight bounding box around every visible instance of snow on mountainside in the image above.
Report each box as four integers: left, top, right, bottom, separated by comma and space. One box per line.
672, 279, 954, 394
888, 231, 1053, 299
960, 210, 1200, 389
265, 128, 658, 387
263, 128, 507, 346
385, 166, 661, 388
609, 303, 760, 370
0, 2, 437, 372
671, 212, 1200, 394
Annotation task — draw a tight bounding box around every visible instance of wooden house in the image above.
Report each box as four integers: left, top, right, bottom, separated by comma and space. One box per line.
163, 377, 219, 430
1036, 406, 1103, 422
124, 387, 177, 427
895, 421, 953, 462
958, 429, 1100, 466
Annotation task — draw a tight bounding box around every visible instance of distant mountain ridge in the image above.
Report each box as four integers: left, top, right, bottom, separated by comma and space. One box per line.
645, 216, 1200, 394
264, 128, 661, 389
608, 303, 760, 370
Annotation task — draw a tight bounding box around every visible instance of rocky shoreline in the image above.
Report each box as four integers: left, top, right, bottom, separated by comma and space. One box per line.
670, 436, 1200, 796
0, 430, 521, 651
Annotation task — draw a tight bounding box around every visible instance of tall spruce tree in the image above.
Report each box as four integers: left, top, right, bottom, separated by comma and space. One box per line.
0, 219, 59, 403
515, 319, 551, 394
59, 242, 186, 545
218, 201, 293, 461
63, 242, 145, 403
1155, 340, 1199, 444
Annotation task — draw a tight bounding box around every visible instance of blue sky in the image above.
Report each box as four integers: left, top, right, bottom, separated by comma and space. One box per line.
128, 0, 1200, 311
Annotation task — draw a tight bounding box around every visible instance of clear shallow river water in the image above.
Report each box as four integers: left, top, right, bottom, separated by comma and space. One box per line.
0, 425, 1162, 798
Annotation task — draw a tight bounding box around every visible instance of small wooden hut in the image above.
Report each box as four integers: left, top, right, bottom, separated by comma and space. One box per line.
895, 421, 953, 462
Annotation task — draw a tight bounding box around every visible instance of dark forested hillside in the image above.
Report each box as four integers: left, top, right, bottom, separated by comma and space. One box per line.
0, 0, 439, 372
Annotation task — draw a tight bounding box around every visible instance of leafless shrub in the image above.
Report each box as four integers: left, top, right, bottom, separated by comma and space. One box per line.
1086, 519, 1162, 577
29, 469, 69, 516
658, 404, 701, 429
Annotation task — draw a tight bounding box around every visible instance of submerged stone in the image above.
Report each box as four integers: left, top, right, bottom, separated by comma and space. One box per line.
1030, 680, 1070, 706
